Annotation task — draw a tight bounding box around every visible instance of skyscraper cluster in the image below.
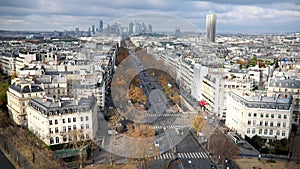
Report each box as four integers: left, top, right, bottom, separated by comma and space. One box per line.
206, 12, 217, 42
86, 20, 153, 36
128, 22, 153, 35
88, 20, 104, 36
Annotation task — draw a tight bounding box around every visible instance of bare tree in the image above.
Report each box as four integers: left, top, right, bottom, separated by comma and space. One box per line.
208, 130, 239, 169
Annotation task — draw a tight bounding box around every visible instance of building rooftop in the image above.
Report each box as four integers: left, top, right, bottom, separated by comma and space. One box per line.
10, 79, 44, 93
230, 91, 293, 110
28, 96, 96, 116
269, 78, 300, 89
35, 74, 67, 84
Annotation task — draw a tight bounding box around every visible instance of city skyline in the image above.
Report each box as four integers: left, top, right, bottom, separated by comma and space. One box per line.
0, 0, 299, 33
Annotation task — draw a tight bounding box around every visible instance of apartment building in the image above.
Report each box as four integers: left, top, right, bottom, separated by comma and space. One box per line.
35, 74, 68, 99
178, 59, 194, 93
0, 53, 16, 75
15, 51, 37, 76
192, 64, 209, 101
226, 91, 293, 140
7, 78, 45, 126
68, 71, 105, 111
26, 96, 98, 146
268, 78, 300, 124
18, 65, 44, 77
201, 73, 255, 119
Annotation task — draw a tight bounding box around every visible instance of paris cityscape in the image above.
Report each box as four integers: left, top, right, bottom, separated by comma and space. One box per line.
0, 1, 300, 169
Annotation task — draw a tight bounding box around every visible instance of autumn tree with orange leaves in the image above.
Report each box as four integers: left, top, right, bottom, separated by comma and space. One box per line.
191, 115, 206, 135
128, 85, 147, 105
126, 124, 158, 169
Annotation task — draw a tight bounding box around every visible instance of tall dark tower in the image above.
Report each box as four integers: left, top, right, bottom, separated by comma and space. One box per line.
206, 11, 217, 42
92, 25, 95, 35
129, 22, 134, 35
99, 20, 103, 32
148, 24, 152, 33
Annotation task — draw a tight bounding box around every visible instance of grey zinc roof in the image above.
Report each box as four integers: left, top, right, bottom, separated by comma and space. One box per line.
35, 74, 67, 84
28, 96, 96, 116
243, 95, 292, 104
230, 92, 292, 110
10, 82, 44, 93
269, 79, 300, 88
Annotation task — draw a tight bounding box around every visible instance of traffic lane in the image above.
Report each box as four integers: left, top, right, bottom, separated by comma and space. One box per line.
176, 132, 205, 153
131, 51, 172, 112
183, 158, 212, 169
175, 132, 213, 169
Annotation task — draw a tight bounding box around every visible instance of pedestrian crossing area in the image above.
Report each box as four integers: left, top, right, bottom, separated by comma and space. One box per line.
146, 113, 183, 117
148, 124, 190, 129
154, 152, 209, 160
145, 113, 196, 117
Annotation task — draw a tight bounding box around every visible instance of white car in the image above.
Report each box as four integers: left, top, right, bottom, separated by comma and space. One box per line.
154, 140, 159, 147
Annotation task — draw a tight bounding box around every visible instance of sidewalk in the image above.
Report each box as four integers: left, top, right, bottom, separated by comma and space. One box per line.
234, 158, 300, 169
84, 163, 135, 169
0, 148, 22, 169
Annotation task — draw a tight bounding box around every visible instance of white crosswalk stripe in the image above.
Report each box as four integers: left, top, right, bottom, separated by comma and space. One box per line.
151, 113, 196, 116
154, 152, 208, 160
149, 125, 190, 129
198, 152, 202, 158
146, 113, 184, 117
192, 152, 197, 158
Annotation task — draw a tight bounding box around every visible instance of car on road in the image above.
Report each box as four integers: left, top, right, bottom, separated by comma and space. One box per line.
175, 128, 183, 135
154, 140, 159, 147
107, 130, 118, 135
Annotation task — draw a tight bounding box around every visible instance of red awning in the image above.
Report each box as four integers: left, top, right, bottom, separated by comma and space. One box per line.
199, 100, 207, 107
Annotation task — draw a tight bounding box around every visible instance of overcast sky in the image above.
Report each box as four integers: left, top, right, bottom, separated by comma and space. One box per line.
0, 0, 299, 33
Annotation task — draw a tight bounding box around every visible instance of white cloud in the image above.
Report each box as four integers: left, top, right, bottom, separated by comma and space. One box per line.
217, 4, 300, 26
0, 0, 299, 32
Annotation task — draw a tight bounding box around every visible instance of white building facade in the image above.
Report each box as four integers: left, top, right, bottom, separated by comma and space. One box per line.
26, 96, 98, 146
7, 78, 45, 126
226, 91, 293, 140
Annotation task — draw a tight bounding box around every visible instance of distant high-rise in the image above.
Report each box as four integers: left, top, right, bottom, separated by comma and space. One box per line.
175, 27, 181, 35
206, 12, 217, 42
148, 24, 152, 33
88, 28, 91, 37
92, 25, 95, 35
129, 23, 134, 35
99, 20, 103, 32
75, 27, 80, 37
